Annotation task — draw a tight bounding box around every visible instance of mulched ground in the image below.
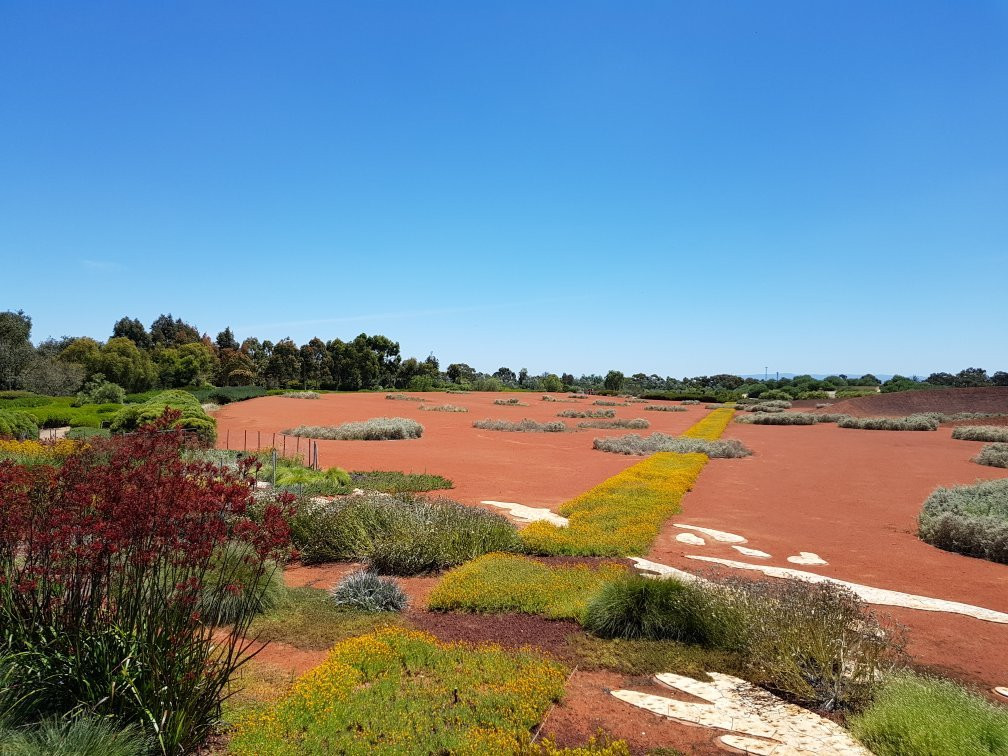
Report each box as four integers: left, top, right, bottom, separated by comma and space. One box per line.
825, 386, 1008, 417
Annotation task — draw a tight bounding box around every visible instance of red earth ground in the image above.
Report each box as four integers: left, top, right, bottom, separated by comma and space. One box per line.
825, 385, 1008, 417
219, 392, 1008, 751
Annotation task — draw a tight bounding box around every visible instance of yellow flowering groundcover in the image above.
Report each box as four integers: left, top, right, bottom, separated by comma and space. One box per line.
0, 438, 78, 465
427, 553, 627, 621
521, 408, 733, 556
228, 627, 568, 755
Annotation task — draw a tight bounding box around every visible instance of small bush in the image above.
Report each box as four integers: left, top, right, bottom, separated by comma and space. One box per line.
952, 425, 1008, 443
330, 571, 407, 612
0, 410, 39, 440
679, 399, 700, 405
65, 426, 112, 440
190, 385, 269, 404
540, 395, 576, 403
593, 400, 628, 407
849, 672, 1008, 755
578, 418, 649, 430
838, 414, 939, 431
286, 417, 423, 440
349, 470, 453, 493
0, 716, 151, 756
814, 413, 852, 423
73, 374, 126, 406
918, 478, 1008, 564
199, 542, 286, 625
642, 404, 687, 412
736, 399, 792, 412
419, 404, 468, 412
735, 412, 818, 425
593, 433, 751, 458
282, 391, 320, 399
385, 393, 425, 402
493, 397, 528, 406
110, 390, 217, 444
472, 418, 566, 432
558, 409, 615, 418
974, 443, 1008, 468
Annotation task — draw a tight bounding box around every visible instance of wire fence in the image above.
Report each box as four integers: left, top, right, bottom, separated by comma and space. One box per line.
222, 428, 320, 470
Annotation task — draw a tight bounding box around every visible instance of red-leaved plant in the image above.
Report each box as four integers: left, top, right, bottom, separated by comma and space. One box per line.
0, 411, 293, 754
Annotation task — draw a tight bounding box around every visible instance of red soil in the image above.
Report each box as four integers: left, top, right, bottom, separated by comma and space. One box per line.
648, 421, 1008, 690
826, 386, 1008, 417
215, 392, 702, 510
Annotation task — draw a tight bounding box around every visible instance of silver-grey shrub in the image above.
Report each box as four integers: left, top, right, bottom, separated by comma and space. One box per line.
679, 399, 701, 405
286, 417, 423, 440
974, 443, 1008, 468
593, 400, 629, 407
557, 409, 615, 418
283, 391, 320, 399
735, 413, 818, 425
419, 404, 468, 413
838, 414, 939, 431
472, 418, 566, 432
814, 413, 853, 423
578, 418, 649, 430
330, 570, 407, 612
918, 479, 1008, 564
642, 404, 687, 413
493, 398, 528, 406
386, 393, 425, 402
593, 432, 751, 458
952, 426, 1008, 443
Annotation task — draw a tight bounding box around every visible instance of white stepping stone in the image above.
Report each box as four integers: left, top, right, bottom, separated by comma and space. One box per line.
481, 500, 569, 527
733, 545, 771, 558
788, 551, 828, 566
684, 555, 1008, 624
995, 686, 1008, 699
674, 524, 747, 544
629, 557, 704, 583
612, 672, 870, 755
675, 533, 706, 546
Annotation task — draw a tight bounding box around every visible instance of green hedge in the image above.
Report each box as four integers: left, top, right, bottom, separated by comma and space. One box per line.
0, 410, 39, 440
110, 390, 217, 445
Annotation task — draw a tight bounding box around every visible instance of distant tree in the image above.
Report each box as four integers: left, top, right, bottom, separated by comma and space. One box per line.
112, 317, 152, 350
857, 374, 881, 386
99, 337, 158, 392
604, 370, 624, 392
541, 373, 563, 392
35, 337, 73, 359
59, 337, 103, 377
264, 339, 301, 388
216, 327, 239, 351
561, 373, 575, 387
299, 337, 332, 389
926, 372, 956, 387
954, 367, 989, 387
518, 368, 529, 386
150, 314, 200, 348
216, 348, 255, 386
19, 356, 85, 396
992, 371, 1008, 387
0, 310, 34, 390
446, 363, 476, 385
493, 367, 517, 384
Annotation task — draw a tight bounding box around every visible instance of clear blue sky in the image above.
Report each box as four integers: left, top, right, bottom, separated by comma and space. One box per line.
2, 2, 1005, 377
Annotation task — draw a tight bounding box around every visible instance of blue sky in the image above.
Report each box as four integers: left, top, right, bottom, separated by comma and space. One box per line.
2, 2, 1005, 377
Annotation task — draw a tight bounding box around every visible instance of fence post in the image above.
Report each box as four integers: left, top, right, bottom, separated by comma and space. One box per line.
226, 428, 229, 450
271, 448, 277, 487
283, 434, 286, 456
244, 429, 247, 451
257, 430, 261, 450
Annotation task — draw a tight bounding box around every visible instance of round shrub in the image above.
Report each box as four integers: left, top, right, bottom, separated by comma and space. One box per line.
330, 570, 407, 612
0, 410, 39, 440
110, 390, 216, 445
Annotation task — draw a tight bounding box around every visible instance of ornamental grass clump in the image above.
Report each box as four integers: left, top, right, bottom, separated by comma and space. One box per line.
286, 417, 423, 440
472, 418, 566, 433
952, 425, 1008, 443
593, 400, 628, 407
419, 404, 468, 412
593, 433, 751, 458
558, 409, 616, 418
493, 397, 528, 406
282, 391, 320, 399
642, 404, 687, 412
974, 443, 1008, 468
385, 393, 425, 402
577, 418, 650, 430
227, 628, 568, 755
0, 413, 294, 753
838, 414, 939, 431
918, 478, 1008, 564
330, 571, 407, 612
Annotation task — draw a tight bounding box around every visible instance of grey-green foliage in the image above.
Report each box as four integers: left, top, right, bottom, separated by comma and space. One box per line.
577, 418, 649, 430
286, 417, 423, 440
593, 400, 628, 407
330, 571, 407, 612
952, 425, 1008, 443
974, 443, 1008, 468
736, 399, 792, 411
0, 716, 151, 756
282, 391, 320, 399
735, 413, 818, 425
642, 405, 687, 413
289, 493, 522, 573
419, 404, 468, 412
73, 374, 125, 406
198, 542, 286, 625
472, 418, 566, 432
557, 409, 615, 418
593, 432, 751, 458
17, 357, 85, 397
492, 398, 527, 406
918, 479, 1008, 564
838, 414, 939, 431
385, 393, 425, 402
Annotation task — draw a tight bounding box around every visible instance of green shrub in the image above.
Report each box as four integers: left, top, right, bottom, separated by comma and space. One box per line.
73, 374, 126, 407
65, 427, 112, 440
189, 386, 269, 404
758, 390, 792, 401
349, 470, 453, 493
0, 410, 39, 440
329, 571, 407, 612
472, 418, 566, 432
592, 432, 751, 458
109, 390, 217, 444
286, 417, 422, 441
199, 542, 286, 625
735, 412, 818, 425
289, 493, 521, 573
797, 390, 830, 400
918, 479, 1008, 564
557, 409, 615, 418
0, 715, 151, 756
849, 672, 1008, 755
275, 464, 351, 490
952, 425, 1008, 443
493, 397, 527, 406
974, 443, 1008, 468
642, 405, 687, 412
577, 418, 649, 430
838, 414, 939, 431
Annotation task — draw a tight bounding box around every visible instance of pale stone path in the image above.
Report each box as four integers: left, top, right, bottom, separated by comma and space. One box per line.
733, 545, 772, 559
684, 555, 1008, 625
481, 500, 570, 527
787, 552, 828, 566
612, 672, 871, 755
995, 686, 1008, 699
676, 532, 706, 546
674, 524, 748, 543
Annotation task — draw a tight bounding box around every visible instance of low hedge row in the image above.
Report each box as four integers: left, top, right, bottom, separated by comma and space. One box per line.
110, 390, 217, 445
918, 479, 1008, 564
